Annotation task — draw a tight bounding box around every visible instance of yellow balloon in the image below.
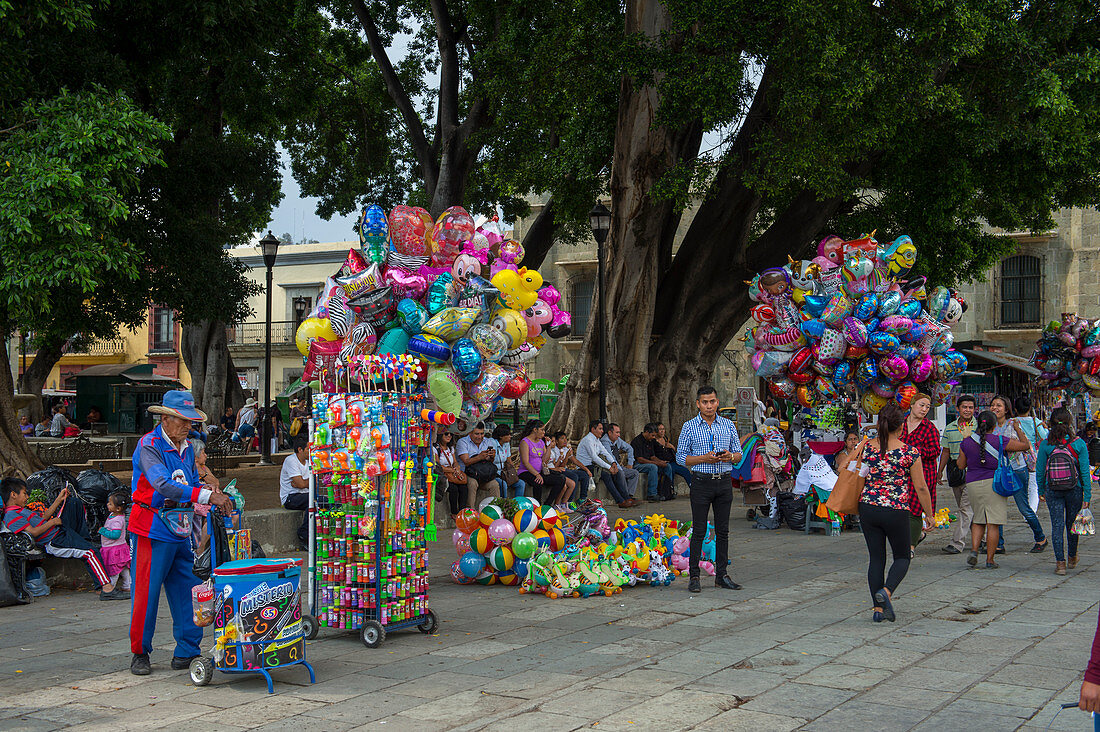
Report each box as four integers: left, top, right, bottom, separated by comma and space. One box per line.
861, 391, 888, 415
490, 308, 528, 349
295, 317, 338, 356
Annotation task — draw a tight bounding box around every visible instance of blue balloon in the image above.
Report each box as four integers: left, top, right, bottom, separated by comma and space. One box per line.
459, 551, 486, 579
868, 331, 901, 354
833, 360, 853, 387
898, 299, 922, 319
396, 298, 428, 334
802, 295, 830, 317
854, 294, 879, 321
450, 337, 484, 382
877, 291, 902, 317
896, 345, 919, 361
866, 317, 881, 334
513, 558, 530, 579
801, 319, 826, 339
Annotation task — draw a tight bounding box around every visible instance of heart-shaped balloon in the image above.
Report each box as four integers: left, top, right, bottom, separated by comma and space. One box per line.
802, 294, 830, 317
388, 205, 433, 256
430, 206, 475, 268
347, 285, 395, 328
383, 267, 428, 300
499, 368, 531, 400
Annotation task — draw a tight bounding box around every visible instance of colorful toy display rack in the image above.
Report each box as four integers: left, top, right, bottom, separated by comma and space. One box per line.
306, 391, 439, 648
189, 508, 316, 693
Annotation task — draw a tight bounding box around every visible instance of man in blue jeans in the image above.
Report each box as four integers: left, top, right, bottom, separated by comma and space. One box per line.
656, 422, 692, 493
632, 423, 673, 501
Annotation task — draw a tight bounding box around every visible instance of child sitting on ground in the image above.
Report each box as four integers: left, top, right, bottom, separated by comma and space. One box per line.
97, 491, 132, 597
1, 477, 124, 600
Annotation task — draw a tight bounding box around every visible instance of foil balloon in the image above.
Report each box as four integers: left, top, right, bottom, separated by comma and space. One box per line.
753, 350, 793, 380
426, 272, 459, 314
788, 347, 814, 375
383, 267, 428, 301
894, 381, 918, 409
818, 234, 845, 267
795, 384, 816, 408
523, 300, 554, 339
752, 303, 778, 323
348, 285, 395, 328
338, 248, 369, 277
877, 291, 902, 317
855, 357, 879, 389
468, 362, 508, 403
815, 377, 840, 401
898, 299, 922, 319
868, 331, 901, 355
376, 326, 411, 356
427, 366, 463, 414
408, 334, 452, 364
820, 294, 852, 327
430, 206, 475, 267
395, 298, 428, 335
801, 319, 826, 339
931, 331, 954, 353
788, 369, 814, 385
491, 307, 528, 349
500, 342, 541, 366
768, 377, 796, 399
340, 321, 377, 363
491, 239, 526, 278
909, 353, 934, 382
879, 315, 913, 337
843, 317, 869, 347
802, 295, 830, 318
817, 329, 847, 363
295, 317, 338, 356
326, 288, 355, 338
358, 204, 390, 263
451, 338, 484, 382
492, 267, 544, 310
861, 391, 889, 415
872, 379, 897, 398
387, 250, 430, 273
422, 307, 479, 342
388, 205, 433, 257
546, 305, 571, 339
879, 235, 916, 281
833, 361, 853, 389
336, 263, 383, 300
896, 344, 919, 362
500, 368, 532, 400
930, 381, 955, 407
854, 294, 879, 321
302, 338, 342, 383
467, 323, 510, 362
879, 354, 910, 382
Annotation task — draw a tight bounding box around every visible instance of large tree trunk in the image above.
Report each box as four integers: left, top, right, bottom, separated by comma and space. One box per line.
0, 336, 44, 477
518, 198, 559, 271
552, 0, 702, 440
182, 320, 245, 421
17, 335, 66, 426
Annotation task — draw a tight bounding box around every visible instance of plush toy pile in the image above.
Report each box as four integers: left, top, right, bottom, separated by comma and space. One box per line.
294, 204, 570, 417
747, 233, 967, 413
1031, 314, 1100, 396
450, 499, 724, 597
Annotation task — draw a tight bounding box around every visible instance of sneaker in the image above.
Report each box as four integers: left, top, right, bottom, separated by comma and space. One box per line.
131, 653, 151, 676
171, 655, 199, 670
687, 576, 701, 594
941, 545, 961, 555
100, 586, 130, 601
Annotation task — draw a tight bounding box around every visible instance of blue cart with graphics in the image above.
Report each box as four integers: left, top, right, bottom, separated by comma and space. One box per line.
189, 555, 316, 694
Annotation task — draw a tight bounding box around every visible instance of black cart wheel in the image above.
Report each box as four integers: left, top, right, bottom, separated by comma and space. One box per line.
189, 657, 213, 686
302, 613, 319, 640
361, 620, 385, 648
417, 610, 438, 635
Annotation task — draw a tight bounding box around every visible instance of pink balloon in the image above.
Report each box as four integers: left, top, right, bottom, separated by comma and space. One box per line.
383, 266, 428, 300
488, 518, 516, 546
671, 554, 689, 571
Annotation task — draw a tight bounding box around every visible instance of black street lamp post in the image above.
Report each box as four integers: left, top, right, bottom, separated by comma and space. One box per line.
589, 203, 612, 422
258, 231, 280, 466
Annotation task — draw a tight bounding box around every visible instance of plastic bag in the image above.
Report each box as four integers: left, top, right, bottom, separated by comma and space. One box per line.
192, 580, 214, 626
777, 492, 808, 531
76, 469, 124, 537
193, 509, 232, 581
0, 535, 29, 606
1072, 507, 1095, 536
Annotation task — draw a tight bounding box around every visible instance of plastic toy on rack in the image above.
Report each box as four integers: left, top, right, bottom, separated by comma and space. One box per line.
189, 509, 316, 693
307, 389, 440, 648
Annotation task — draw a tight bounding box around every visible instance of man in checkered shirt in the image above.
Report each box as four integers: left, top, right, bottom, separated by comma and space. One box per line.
676, 385, 743, 594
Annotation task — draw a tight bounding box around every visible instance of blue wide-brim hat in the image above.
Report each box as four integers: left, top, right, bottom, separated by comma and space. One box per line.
148, 390, 208, 422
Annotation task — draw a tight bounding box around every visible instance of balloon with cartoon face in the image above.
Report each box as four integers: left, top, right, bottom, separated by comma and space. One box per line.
523, 300, 553, 340
490, 308, 528, 349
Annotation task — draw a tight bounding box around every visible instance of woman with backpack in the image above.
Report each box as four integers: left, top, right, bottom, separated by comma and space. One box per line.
1036, 407, 1091, 575
958, 411, 1031, 569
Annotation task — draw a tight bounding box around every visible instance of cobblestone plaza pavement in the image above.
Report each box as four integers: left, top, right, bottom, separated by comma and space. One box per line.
2, 506, 1097, 731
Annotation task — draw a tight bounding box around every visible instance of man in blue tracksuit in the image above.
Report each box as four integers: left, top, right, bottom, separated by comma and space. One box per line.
129, 390, 230, 676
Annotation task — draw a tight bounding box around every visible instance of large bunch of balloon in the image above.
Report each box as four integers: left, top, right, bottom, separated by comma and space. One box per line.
747, 232, 968, 414
1031, 314, 1100, 396
294, 205, 571, 419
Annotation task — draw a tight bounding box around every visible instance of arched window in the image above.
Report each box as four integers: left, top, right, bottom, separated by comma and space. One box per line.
1000, 255, 1041, 326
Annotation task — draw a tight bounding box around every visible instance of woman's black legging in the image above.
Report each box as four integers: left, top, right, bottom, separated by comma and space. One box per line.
520, 471, 566, 504
446, 480, 464, 515
858, 502, 912, 604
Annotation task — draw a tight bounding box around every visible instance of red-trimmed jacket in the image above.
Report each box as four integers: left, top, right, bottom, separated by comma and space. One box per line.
129, 424, 210, 542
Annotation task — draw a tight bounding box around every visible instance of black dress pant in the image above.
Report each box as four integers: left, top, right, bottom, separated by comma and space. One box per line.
689, 475, 733, 578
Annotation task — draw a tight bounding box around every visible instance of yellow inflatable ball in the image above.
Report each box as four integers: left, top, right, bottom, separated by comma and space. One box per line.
295, 317, 339, 356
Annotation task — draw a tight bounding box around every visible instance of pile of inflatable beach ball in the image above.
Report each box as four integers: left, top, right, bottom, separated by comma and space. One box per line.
293, 204, 570, 416
1032, 313, 1100, 396
748, 232, 968, 412
450, 498, 566, 586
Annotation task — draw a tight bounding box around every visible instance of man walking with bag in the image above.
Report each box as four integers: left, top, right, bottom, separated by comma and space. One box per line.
676, 386, 742, 593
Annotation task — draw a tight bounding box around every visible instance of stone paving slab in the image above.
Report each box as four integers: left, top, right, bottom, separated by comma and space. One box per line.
3, 505, 1099, 730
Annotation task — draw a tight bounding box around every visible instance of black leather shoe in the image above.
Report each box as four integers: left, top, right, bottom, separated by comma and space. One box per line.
688, 576, 701, 593
170, 655, 198, 670
131, 653, 151, 676
715, 575, 742, 590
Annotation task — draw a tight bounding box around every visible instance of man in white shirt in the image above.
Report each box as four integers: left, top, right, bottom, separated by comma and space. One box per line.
279, 436, 310, 549
455, 422, 501, 508
235, 397, 258, 454
577, 420, 638, 508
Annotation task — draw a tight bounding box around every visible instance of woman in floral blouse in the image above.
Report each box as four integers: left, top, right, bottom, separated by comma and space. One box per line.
860, 402, 934, 623
901, 392, 941, 554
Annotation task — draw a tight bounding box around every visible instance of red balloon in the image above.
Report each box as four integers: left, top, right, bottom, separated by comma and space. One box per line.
788, 347, 813, 375
500, 371, 531, 400
788, 370, 814, 385
845, 345, 870, 360
750, 304, 776, 324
